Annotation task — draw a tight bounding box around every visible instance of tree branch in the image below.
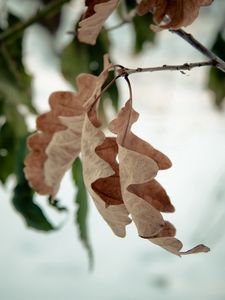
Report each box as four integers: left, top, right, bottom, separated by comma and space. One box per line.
104, 10, 225, 74
0, 0, 70, 43
118, 60, 215, 76
170, 29, 225, 73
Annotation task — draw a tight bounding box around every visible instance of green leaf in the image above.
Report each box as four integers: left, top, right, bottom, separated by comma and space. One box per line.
0, 98, 27, 183
132, 14, 156, 54
208, 31, 225, 108
72, 157, 93, 269
12, 135, 55, 231
4, 102, 27, 136
0, 121, 18, 183
0, 14, 36, 113
117, 1, 155, 54
124, 0, 137, 10
61, 31, 119, 111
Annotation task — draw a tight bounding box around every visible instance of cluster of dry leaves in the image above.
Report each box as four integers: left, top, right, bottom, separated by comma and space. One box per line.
77, 0, 213, 45
24, 56, 209, 256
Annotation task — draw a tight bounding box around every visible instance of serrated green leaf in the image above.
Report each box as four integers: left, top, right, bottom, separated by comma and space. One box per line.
72, 157, 93, 269
208, 31, 225, 107
12, 135, 55, 231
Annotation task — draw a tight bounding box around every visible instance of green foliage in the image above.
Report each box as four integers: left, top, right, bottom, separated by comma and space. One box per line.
0, 121, 18, 183
72, 158, 93, 268
120, 0, 156, 53
208, 31, 225, 108
124, 0, 137, 10
0, 98, 27, 183
0, 14, 35, 183
0, 14, 36, 114
12, 136, 55, 231
61, 32, 119, 111
132, 14, 155, 53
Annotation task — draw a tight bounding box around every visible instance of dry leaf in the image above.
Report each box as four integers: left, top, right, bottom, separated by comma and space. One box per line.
81, 115, 131, 237
78, 0, 120, 45
149, 221, 210, 256
83, 0, 111, 18
93, 137, 123, 206
24, 73, 100, 196
128, 180, 175, 213
24, 52, 209, 256
109, 99, 172, 237
25, 54, 112, 196
137, 0, 214, 29
80, 57, 131, 237
109, 99, 209, 255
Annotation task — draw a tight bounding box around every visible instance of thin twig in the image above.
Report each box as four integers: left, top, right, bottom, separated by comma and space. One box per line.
170, 29, 225, 73
101, 7, 225, 74
118, 60, 215, 76
0, 0, 69, 43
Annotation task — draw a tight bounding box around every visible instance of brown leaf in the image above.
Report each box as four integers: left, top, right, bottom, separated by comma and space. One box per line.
180, 244, 210, 255
109, 99, 172, 237
92, 137, 123, 206
24, 53, 210, 256
80, 57, 131, 237
109, 100, 171, 170
128, 179, 175, 213
149, 232, 210, 256
78, 0, 120, 45
81, 115, 131, 237
24, 73, 100, 196
25, 132, 53, 195
137, 0, 214, 29
84, 0, 110, 18
109, 99, 209, 255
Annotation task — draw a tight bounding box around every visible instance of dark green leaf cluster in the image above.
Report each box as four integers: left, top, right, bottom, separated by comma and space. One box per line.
208, 30, 225, 108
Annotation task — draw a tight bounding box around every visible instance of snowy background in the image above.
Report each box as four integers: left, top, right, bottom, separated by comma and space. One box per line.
1, 1, 225, 299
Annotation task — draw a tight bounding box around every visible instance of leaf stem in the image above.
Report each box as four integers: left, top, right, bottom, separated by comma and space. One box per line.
124, 75, 133, 101
85, 74, 121, 112
0, 0, 70, 43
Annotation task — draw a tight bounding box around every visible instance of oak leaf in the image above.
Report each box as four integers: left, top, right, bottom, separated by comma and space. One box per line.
24, 73, 99, 196
83, 0, 111, 18
78, 0, 120, 45
80, 57, 131, 237
24, 54, 209, 256
81, 115, 131, 237
109, 99, 209, 255
137, 0, 214, 30
109, 99, 172, 237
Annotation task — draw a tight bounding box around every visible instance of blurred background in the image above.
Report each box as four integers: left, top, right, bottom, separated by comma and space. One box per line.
1, 0, 225, 299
